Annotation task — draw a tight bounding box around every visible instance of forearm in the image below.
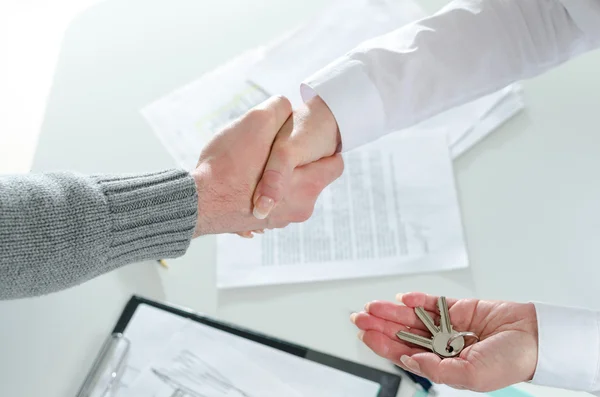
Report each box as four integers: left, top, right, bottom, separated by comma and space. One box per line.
532, 302, 600, 392
302, 0, 600, 151
0, 170, 197, 299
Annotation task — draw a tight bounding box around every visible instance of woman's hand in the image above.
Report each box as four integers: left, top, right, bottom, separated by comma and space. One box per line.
352, 292, 538, 392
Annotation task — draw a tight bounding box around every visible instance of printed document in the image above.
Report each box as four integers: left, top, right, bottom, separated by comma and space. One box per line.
217, 133, 467, 288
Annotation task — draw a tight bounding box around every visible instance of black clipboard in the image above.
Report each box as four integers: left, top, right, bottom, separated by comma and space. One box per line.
109, 295, 402, 396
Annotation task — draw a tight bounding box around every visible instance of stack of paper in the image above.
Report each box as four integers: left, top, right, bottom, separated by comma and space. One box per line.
141, 0, 525, 288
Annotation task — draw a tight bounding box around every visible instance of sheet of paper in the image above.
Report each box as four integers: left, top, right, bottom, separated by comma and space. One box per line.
217, 133, 467, 288
413, 85, 521, 150
142, 48, 271, 171
113, 304, 189, 395
246, 0, 425, 106
451, 86, 525, 158
117, 304, 380, 397
127, 323, 301, 397
404, 84, 524, 159
222, 332, 381, 397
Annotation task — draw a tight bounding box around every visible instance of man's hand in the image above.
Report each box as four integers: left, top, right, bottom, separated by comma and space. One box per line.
191, 96, 343, 237
352, 292, 538, 392
251, 96, 341, 220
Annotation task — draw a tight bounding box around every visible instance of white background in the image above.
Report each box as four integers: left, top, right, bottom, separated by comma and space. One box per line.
1, 1, 600, 396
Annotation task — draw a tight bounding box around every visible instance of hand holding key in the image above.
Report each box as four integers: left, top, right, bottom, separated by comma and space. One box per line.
351, 292, 538, 392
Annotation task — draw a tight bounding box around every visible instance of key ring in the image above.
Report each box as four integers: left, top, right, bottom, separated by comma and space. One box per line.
446, 332, 480, 350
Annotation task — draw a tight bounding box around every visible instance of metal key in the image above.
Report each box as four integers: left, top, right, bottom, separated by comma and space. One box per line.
438, 296, 452, 334
396, 296, 477, 358
434, 296, 465, 356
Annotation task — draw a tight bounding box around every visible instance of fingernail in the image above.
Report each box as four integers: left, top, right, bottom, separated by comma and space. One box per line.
350, 313, 358, 324
238, 232, 254, 239
254, 229, 265, 234
400, 355, 421, 375
395, 293, 405, 302
253, 196, 274, 219
364, 302, 372, 312
357, 331, 365, 341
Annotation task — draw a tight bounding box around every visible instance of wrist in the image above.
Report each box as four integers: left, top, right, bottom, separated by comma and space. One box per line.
191, 165, 212, 237
305, 95, 341, 154
522, 303, 538, 383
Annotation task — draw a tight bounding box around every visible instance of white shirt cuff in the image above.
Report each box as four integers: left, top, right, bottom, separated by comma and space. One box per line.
532, 302, 600, 391
300, 56, 386, 152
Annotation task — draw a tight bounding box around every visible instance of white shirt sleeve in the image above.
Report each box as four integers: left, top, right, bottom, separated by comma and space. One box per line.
532, 303, 600, 393
300, 0, 600, 152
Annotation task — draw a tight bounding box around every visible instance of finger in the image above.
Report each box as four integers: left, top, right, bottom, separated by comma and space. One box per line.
286, 96, 340, 166
365, 301, 440, 331
294, 154, 344, 188
359, 330, 425, 363
236, 229, 264, 237
252, 97, 339, 220
251, 95, 293, 139
406, 353, 474, 387
250, 95, 295, 220
252, 116, 294, 220
236, 231, 254, 238
351, 312, 430, 341
273, 155, 343, 223
398, 292, 458, 312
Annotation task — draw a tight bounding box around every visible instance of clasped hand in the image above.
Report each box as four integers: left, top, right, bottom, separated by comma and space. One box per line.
190, 95, 341, 237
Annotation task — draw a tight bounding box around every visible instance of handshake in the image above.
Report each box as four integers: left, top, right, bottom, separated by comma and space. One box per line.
191, 95, 342, 238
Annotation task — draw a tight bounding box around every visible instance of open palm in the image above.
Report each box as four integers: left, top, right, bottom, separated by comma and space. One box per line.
352, 292, 538, 392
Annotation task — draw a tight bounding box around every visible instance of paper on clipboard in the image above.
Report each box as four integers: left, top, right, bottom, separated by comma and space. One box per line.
118, 304, 381, 397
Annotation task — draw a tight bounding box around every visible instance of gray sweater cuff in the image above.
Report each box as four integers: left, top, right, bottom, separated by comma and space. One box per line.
0, 169, 198, 299
94, 170, 198, 266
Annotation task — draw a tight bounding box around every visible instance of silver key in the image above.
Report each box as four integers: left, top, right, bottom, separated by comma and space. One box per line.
396, 296, 473, 358
396, 331, 434, 351
397, 307, 438, 351
436, 296, 465, 356
415, 307, 439, 335
438, 296, 452, 334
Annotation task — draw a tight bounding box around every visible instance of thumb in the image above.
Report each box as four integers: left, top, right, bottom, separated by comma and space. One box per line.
252, 118, 296, 220
252, 96, 339, 220
401, 354, 473, 388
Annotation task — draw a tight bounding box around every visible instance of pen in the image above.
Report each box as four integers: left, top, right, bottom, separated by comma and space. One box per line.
157, 259, 169, 269
349, 310, 433, 394
395, 364, 434, 394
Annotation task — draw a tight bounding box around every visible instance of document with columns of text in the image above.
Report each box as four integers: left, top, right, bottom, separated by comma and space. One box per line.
216, 132, 467, 288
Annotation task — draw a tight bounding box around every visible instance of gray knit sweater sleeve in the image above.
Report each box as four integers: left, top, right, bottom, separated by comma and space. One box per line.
0, 169, 198, 299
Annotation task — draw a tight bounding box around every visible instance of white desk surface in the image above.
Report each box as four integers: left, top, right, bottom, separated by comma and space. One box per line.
1, 0, 599, 396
